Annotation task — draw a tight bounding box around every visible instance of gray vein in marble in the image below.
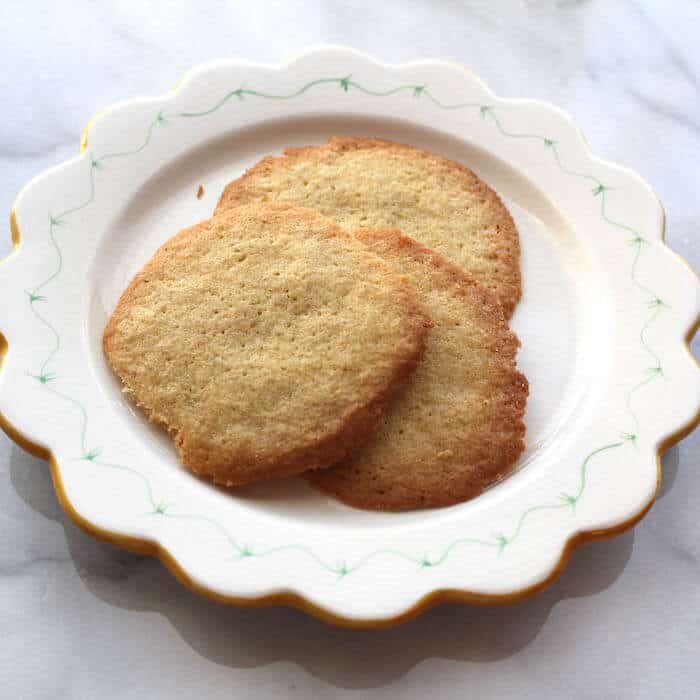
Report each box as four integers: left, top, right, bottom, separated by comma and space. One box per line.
583, 63, 599, 82
627, 87, 700, 137
667, 543, 698, 566
630, 0, 700, 91
103, 4, 168, 55
0, 138, 77, 161
0, 3, 699, 698
645, 526, 699, 568
0, 554, 71, 578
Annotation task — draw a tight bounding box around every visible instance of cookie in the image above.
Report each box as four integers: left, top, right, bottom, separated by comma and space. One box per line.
308, 228, 528, 511
103, 205, 432, 486
216, 137, 521, 317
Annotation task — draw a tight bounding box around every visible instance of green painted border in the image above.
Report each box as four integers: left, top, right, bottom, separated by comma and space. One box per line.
23, 75, 666, 577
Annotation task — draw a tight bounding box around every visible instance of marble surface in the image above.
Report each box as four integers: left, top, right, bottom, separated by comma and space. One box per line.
1, 1, 699, 698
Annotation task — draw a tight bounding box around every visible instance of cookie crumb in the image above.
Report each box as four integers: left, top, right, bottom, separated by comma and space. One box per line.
196, 185, 204, 199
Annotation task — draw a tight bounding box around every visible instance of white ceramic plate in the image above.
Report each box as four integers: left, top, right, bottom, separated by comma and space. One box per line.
1, 47, 698, 627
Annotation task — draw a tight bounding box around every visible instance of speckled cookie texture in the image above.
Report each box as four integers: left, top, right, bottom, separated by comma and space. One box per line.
216, 136, 521, 317
308, 228, 528, 511
103, 204, 432, 486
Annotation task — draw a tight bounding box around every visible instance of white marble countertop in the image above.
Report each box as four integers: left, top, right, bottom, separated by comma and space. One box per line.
1, 1, 698, 698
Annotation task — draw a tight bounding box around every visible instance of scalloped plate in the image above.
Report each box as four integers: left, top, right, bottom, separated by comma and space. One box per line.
1, 47, 699, 627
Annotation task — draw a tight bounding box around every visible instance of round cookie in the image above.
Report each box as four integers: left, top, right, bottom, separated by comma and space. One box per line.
308, 229, 528, 511
103, 205, 432, 487
216, 137, 521, 317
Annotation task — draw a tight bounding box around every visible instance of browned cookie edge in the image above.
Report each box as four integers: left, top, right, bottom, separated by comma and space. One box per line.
308, 227, 528, 511
103, 206, 433, 487
215, 136, 521, 317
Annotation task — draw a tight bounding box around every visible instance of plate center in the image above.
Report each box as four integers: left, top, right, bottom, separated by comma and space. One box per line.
87, 114, 609, 526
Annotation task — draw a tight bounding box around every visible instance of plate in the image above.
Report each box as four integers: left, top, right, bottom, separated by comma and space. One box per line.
1, 46, 698, 627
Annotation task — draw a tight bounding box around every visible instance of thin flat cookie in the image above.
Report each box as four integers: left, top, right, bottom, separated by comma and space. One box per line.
308, 228, 528, 511
216, 137, 521, 317
103, 205, 431, 486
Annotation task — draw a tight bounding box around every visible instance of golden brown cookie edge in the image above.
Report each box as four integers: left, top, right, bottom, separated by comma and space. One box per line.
307, 227, 528, 511
215, 136, 521, 317
103, 205, 433, 487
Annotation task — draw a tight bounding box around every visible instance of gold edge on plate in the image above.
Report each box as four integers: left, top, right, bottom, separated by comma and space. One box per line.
79, 71, 187, 154
2, 226, 698, 628
0, 383, 693, 628
2, 62, 699, 628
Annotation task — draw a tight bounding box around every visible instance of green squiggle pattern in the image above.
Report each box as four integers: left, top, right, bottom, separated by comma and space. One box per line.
23, 75, 666, 578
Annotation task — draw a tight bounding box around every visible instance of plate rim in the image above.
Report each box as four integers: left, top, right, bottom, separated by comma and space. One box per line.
1, 44, 699, 628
